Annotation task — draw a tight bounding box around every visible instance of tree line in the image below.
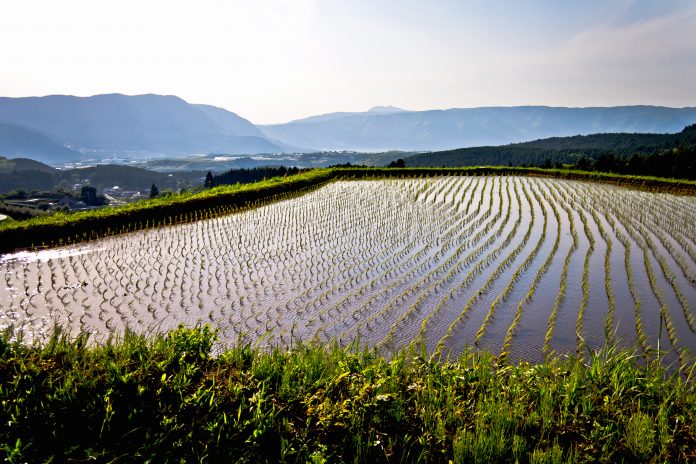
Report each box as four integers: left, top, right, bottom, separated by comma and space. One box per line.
206, 166, 304, 187
407, 124, 696, 179
567, 145, 695, 179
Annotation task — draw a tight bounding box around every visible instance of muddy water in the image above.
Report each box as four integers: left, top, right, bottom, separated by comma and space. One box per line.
1, 177, 695, 365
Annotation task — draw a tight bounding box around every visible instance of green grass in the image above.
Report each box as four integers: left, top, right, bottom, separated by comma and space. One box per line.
1, 325, 694, 463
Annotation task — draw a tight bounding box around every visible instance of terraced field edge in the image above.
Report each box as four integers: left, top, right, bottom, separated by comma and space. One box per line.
0, 167, 694, 253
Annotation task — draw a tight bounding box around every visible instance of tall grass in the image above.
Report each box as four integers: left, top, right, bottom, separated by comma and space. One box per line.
1, 325, 694, 463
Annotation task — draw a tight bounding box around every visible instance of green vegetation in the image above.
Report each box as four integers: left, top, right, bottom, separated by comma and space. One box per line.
0, 325, 694, 463
80, 185, 108, 206
0, 156, 202, 193
0, 201, 51, 220
0, 166, 695, 253
211, 166, 303, 187
406, 124, 696, 178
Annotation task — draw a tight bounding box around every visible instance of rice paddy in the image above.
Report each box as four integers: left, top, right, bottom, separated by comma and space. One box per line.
1, 176, 695, 366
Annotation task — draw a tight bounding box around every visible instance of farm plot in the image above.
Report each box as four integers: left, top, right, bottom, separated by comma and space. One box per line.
1, 176, 695, 365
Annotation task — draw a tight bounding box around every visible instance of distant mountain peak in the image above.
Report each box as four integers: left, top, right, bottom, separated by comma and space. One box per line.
368, 105, 406, 113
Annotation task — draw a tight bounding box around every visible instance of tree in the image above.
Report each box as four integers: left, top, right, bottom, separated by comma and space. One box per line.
388, 159, 406, 168
80, 185, 107, 206
150, 184, 159, 198
576, 157, 592, 171
627, 153, 646, 175
81, 186, 97, 204
204, 171, 214, 189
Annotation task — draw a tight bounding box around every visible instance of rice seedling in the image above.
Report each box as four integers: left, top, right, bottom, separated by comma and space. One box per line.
1, 174, 694, 364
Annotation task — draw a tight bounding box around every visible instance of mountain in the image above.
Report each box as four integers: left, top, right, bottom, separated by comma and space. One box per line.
0, 94, 293, 163
367, 106, 407, 114
0, 156, 57, 174
405, 124, 696, 168
0, 122, 82, 164
260, 105, 696, 152
192, 104, 265, 137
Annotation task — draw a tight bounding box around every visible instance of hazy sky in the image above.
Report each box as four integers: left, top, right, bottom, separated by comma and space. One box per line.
1, 0, 695, 123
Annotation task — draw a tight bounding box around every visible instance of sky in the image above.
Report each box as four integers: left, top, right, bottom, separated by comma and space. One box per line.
1, 0, 695, 124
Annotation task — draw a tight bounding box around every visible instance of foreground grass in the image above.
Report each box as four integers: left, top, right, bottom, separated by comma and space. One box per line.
1, 326, 694, 463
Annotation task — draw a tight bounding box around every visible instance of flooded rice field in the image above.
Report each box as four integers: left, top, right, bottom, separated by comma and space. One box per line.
1, 176, 695, 365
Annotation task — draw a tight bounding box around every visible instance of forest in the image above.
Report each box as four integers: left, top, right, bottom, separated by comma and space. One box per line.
406, 124, 696, 179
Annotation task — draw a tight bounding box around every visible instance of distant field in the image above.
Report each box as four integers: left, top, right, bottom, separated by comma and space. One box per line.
1, 176, 694, 366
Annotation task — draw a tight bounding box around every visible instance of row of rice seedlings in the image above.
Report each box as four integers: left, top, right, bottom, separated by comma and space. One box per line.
344, 177, 508, 342
641, 232, 696, 332
575, 206, 594, 355
640, 244, 689, 368
310, 182, 488, 342
588, 205, 616, 341
499, 180, 560, 362
295, 182, 464, 330
247, 181, 422, 334
635, 194, 696, 289
603, 191, 691, 366
264, 179, 460, 342
2, 183, 348, 338
474, 178, 549, 344
632, 227, 686, 364
544, 179, 596, 355
603, 208, 650, 355
405, 177, 532, 352
430, 178, 535, 356
383, 177, 524, 350
542, 185, 579, 357
408, 178, 541, 351
306, 178, 483, 341
435, 175, 464, 205
648, 225, 696, 289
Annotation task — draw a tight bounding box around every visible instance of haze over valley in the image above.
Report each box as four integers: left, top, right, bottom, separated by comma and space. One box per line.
1, 93, 695, 166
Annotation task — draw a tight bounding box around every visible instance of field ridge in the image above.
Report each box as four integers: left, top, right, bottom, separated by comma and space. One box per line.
1, 167, 695, 254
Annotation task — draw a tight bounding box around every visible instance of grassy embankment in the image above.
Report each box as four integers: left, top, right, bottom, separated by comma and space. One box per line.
0, 166, 695, 254
1, 325, 694, 463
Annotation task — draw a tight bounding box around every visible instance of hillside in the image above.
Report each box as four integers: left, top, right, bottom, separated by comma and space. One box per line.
261, 105, 696, 152
192, 103, 265, 137
0, 122, 82, 163
0, 94, 293, 163
0, 156, 201, 193
406, 124, 696, 169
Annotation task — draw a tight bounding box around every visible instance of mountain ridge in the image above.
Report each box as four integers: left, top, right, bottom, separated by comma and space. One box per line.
261, 105, 696, 152
0, 94, 295, 163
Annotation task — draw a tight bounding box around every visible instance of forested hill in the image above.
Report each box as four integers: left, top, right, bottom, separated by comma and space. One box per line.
0, 157, 202, 193
406, 124, 696, 169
